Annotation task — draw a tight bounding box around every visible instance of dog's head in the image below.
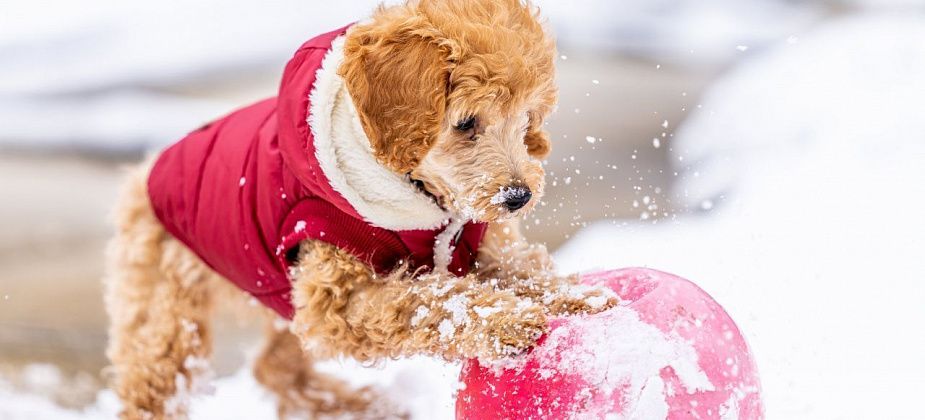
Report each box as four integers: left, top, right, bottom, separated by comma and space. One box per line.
339, 0, 557, 222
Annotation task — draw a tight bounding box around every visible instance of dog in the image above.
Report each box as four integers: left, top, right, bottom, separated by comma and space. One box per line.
104, 0, 617, 418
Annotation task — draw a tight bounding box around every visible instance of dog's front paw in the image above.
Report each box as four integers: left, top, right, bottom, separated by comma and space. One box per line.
484, 308, 547, 359
456, 299, 547, 361
543, 282, 619, 316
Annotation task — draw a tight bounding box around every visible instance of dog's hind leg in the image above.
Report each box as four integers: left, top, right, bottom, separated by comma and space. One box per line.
104, 166, 217, 419
253, 325, 396, 419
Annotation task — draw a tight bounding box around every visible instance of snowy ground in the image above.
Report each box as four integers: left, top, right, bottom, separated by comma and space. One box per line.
0, 357, 464, 420
2, 10, 924, 420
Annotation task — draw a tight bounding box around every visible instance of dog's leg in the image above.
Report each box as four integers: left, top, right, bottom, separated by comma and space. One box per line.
253, 324, 401, 419
290, 240, 547, 364
104, 167, 216, 419
476, 219, 618, 315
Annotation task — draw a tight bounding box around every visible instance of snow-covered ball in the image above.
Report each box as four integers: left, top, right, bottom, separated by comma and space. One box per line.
456, 268, 763, 419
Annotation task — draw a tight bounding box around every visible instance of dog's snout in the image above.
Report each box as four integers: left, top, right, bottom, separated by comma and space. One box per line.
502, 186, 532, 211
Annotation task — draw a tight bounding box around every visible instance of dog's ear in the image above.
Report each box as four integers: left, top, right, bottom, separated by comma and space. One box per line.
524, 109, 552, 159
524, 125, 551, 160
340, 14, 460, 173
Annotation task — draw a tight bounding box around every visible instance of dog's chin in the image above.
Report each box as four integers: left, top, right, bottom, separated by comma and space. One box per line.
408, 175, 542, 222
469, 205, 535, 224
408, 175, 448, 211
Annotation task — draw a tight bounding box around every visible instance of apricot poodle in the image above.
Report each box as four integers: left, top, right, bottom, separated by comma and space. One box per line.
104, 0, 616, 418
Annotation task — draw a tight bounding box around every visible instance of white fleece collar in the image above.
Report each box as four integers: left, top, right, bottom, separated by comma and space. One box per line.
308, 35, 452, 232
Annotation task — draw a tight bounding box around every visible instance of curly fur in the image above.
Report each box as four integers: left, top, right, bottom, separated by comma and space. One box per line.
104, 163, 220, 419
340, 0, 557, 174
105, 1, 616, 418
341, 0, 559, 220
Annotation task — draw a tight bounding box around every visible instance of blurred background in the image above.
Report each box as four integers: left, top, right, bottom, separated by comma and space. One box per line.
1, 0, 924, 418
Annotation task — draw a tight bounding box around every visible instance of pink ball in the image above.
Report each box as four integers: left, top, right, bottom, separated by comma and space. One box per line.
456, 268, 763, 419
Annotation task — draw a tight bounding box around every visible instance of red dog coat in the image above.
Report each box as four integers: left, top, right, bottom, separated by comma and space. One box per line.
147, 25, 486, 319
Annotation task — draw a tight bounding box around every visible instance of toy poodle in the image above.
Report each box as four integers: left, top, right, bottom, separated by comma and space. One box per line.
104, 0, 616, 418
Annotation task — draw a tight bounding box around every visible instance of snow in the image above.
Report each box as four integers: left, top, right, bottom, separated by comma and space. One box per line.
557, 14, 925, 419
719, 394, 740, 420
529, 306, 714, 418
584, 294, 609, 309
438, 319, 456, 342
3, 10, 924, 420
432, 217, 466, 274
1, 358, 462, 420
442, 294, 471, 326
410, 305, 430, 327
489, 186, 530, 206
472, 305, 503, 319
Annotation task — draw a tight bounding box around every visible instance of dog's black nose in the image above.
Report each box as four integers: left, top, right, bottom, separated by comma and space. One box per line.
502, 186, 532, 211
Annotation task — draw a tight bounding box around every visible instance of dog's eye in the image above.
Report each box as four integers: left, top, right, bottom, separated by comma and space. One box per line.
454, 116, 477, 132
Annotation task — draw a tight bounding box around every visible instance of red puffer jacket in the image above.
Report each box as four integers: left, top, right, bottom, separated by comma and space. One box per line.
147, 25, 486, 319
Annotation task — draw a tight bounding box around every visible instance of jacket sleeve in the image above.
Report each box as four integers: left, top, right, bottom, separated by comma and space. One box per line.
276, 198, 411, 276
